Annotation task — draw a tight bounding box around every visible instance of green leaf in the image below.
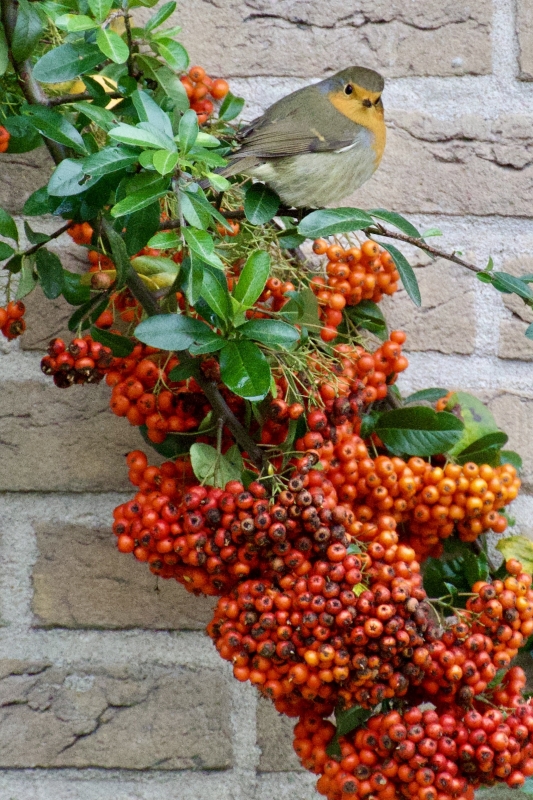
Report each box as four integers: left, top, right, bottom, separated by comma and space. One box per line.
102, 218, 130, 289
96, 28, 130, 64
188, 328, 225, 355
181, 187, 232, 231
497, 536, 533, 574
71, 101, 116, 131
145, 1, 177, 31
131, 89, 173, 138
0, 209, 18, 243
61, 270, 91, 305
156, 65, 190, 111
152, 149, 179, 175
0, 23, 9, 77
82, 147, 139, 178
33, 42, 105, 83
445, 391, 501, 458
180, 190, 211, 230
491, 271, 533, 301
23, 221, 49, 245
179, 254, 203, 306
525, 322, 533, 340
0, 241, 15, 260
297, 207, 374, 239
454, 431, 509, 467
135, 313, 215, 350
4, 253, 22, 273
178, 108, 199, 153
153, 38, 189, 72
501, 450, 523, 470
168, 357, 200, 381
11, 0, 43, 63
233, 250, 270, 307
335, 706, 373, 739
219, 340, 271, 401
404, 388, 448, 405
23, 106, 87, 155
183, 227, 224, 269
55, 14, 98, 31
88, 0, 113, 21
345, 300, 387, 340
244, 183, 280, 225
35, 249, 63, 299
139, 425, 191, 458
374, 407, 464, 457
67, 295, 108, 332
238, 319, 300, 349
90, 326, 135, 356
23, 187, 52, 216
15, 258, 38, 300
110, 178, 169, 217
123, 202, 161, 256
218, 92, 245, 122
421, 227, 443, 238
201, 269, 231, 321
380, 243, 421, 307
190, 443, 242, 488
109, 122, 175, 150
47, 159, 90, 197
1, 115, 42, 153
207, 172, 232, 192
146, 230, 181, 250
369, 209, 423, 239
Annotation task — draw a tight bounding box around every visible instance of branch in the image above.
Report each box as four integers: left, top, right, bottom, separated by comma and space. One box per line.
49, 91, 122, 107
122, 8, 136, 80
123, 266, 266, 470
364, 224, 481, 274
0, 0, 67, 165
23, 221, 72, 257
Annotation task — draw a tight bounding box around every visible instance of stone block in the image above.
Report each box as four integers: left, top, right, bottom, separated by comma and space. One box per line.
518, 0, 533, 80
20, 287, 75, 351
257, 697, 305, 772
138, 0, 491, 78
487, 393, 533, 490
0, 380, 143, 492
0, 660, 232, 769
32, 522, 216, 629
257, 697, 303, 772
381, 258, 476, 354
354, 112, 533, 215
498, 319, 533, 360
0, 149, 53, 214
352, 109, 533, 216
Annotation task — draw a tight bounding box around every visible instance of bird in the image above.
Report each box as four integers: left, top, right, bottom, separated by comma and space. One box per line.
218, 66, 386, 209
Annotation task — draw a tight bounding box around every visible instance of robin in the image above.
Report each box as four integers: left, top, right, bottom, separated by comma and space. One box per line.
218, 66, 385, 209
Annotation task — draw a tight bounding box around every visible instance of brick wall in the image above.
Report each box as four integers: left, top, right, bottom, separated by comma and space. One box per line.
1, 0, 533, 796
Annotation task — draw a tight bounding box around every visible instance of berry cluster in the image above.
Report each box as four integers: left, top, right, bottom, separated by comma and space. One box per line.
294, 696, 533, 799
180, 65, 230, 124
0, 125, 10, 153
0, 300, 25, 340
311, 239, 400, 342
294, 422, 517, 558
41, 336, 114, 387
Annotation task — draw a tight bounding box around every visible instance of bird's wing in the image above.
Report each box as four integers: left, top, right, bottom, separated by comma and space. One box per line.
233, 92, 362, 160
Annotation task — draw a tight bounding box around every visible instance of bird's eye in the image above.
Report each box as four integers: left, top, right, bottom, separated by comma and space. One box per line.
344, 84, 353, 95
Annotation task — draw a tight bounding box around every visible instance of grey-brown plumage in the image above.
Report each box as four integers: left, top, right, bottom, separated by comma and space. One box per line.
220, 67, 386, 208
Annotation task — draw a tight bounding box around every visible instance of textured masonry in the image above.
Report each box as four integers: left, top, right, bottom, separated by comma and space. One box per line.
1, 0, 533, 797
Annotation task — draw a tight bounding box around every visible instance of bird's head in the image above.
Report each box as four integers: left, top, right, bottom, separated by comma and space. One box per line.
322, 66, 385, 128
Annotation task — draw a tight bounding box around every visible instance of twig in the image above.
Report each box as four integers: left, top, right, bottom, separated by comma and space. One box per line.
364, 224, 481, 274
122, 6, 136, 80
22, 221, 72, 257
0, 0, 67, 164
49, 91, 123, 107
